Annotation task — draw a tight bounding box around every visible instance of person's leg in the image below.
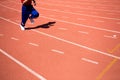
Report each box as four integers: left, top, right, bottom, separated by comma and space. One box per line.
21, 5, 30, 26
29, 6, 39, 23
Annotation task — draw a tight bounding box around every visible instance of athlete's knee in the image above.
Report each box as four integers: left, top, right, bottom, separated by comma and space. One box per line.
32, 11, 39, 18
35, 12, 39, 18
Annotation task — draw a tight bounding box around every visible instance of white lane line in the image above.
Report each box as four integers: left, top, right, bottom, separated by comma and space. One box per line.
77, 11, 84, 13
81, 58, 99, 64
61, 16, 69, 19
49, 15, 55, 17
15, 19, 20, 23
58, 28, 68, 30
11, 37, 19, 41
0, 49, 47, 80
104, 35, 117, 39
40, 16, 120, 34
7, 1, 120, 14
0, 4, 120, 34
1, 16, 120, 60
117, 22, 120, 24
78, 31, 89, 34
1, 2, 120, 21
91, 12, 98, 14
77, 18, 86, 21
39, 2, 120, 13
0, 34, 4, 36
32, 30, 120, 60
51, 49, 64, 54
28, 43, 39, 47
38, 6, 120, 20
107, 13, 114, 15
95, 20, 105, 23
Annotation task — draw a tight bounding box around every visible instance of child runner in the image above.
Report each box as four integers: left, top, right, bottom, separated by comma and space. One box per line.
20, 0, 39, 30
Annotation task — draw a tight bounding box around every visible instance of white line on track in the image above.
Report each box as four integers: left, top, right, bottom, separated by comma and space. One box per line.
117, 22, 120, 24
104, 35, 117, 39
32, 30, 120, 60
40, 16, 120, 34
49, 15, 55, 17
77, 11, 84, 13
58, 28, 68, 30
0, 14, 120, 60
1, 2, 120, 21
81, 58, 99, 64
11, 37, 19, 41
7, 1, 120, 14
0, 49, 47, 80
28, 42, 39, 47
91, 12, 98, 14
36, 7, 120, 21
78, 31, 89, 34
77, 18, 86, 21
0, 34, 4, 36
39, 2, 120, 14
0, 4, 120, 34
95, 20, 105, 23
61, 16, 69, 19
51, 49, 64, 54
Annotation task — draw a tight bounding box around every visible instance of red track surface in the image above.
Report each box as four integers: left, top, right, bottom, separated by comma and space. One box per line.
0, 0, 120, 80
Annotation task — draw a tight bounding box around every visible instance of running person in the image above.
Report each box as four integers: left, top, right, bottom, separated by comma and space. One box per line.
20, 0, 39, 30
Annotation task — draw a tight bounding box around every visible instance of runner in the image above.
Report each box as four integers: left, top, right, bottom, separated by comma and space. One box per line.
20, 0, 39, 30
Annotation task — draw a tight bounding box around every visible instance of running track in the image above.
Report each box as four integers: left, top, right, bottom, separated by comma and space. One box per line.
0, 0, 120, 80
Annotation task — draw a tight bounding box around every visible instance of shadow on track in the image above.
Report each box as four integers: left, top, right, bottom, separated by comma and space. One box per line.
25, 21, 56, 30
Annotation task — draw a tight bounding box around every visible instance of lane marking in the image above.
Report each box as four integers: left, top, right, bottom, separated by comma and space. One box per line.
1, 15, 120, 60
32, 30, 120, 60
77, 18, 86, 21
51, 49, 64, 54
91, 12, 98, 14
39, 2, 120, 13
108, 44, 120, 53
15, 19, 20, 23
0, 34, 4, 36
0, 49, 47, 80
1, 4, 120, 34
58, 28, 68, 30
49, 15, 55, 17
36, 7, 120, 21
40, 16, 120, 34
117, 22, 120, 24
81, 58, 99, 64
96, 43, 120, 80
61, 16, 69, 19
8, 1, 120, 14
29, 43, 39, 47
11, 37, 19, 41
95, 20, 105, 23
78, 31, 89, 34
104, 35, 117, 39
1, 2, 120, 21
96, 59, 118, 80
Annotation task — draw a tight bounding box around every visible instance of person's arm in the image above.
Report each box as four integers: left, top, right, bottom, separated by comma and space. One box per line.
23, 0, 28, 4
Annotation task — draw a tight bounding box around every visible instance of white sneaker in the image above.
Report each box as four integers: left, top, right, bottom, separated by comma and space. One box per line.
29, 18, 34, 24
20, 24, 25, 31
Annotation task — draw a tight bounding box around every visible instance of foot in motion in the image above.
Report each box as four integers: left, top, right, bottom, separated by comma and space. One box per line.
29, 17, 34, 24
20, 24, 25, 31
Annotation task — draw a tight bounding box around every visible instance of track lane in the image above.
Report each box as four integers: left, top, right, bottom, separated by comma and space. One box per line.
0, 0, 120, 80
